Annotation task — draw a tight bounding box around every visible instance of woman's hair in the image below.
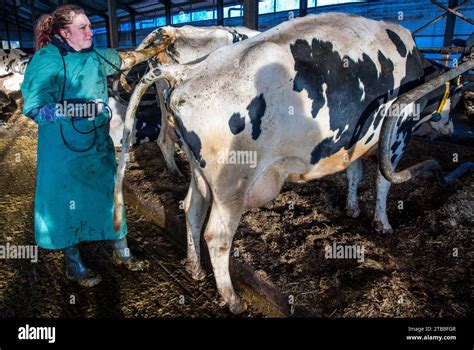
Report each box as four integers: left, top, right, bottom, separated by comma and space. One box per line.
34, 4, 86, 51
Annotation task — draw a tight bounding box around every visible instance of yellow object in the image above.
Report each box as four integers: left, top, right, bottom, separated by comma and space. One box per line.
437, 81, 451, 113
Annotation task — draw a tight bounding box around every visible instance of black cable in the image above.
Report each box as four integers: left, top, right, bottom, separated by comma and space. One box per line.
93, 48, 139, 87
56, 47, 114, 153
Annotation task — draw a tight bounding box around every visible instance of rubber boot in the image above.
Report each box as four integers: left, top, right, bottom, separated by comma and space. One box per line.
111, 237, 148, 271
63, 245, 102, 287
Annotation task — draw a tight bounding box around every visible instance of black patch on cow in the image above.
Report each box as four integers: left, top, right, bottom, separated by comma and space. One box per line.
229, 30, 249, 43
174, 117, 206, 168
386, 29, 407, 57
365, 132, 375, 145
247, 93, 266, 140
133, 106, 162, 145
228, 112, 245, 135
310, 138, 333, 165
389, 48, 426, 162
290, 38, 396, 165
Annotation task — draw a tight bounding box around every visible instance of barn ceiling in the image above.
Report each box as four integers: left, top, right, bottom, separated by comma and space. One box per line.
0, 0, 242, 31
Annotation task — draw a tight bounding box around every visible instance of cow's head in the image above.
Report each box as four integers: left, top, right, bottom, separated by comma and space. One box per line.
428, 84, 463, 137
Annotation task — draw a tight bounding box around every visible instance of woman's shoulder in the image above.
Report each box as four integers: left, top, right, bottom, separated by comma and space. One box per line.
23, 45, 62, 81
30, 44, 62, 64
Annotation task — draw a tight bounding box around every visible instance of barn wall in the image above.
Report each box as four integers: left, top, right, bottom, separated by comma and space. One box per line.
2, 0, 472, 50
90, 0, 473, 49
257, 0, 473, 48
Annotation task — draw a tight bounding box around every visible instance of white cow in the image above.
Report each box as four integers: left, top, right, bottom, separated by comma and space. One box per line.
115, 13, 473, 313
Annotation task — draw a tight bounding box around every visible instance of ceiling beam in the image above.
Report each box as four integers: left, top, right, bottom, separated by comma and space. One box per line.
13, 2, 23, 46
0, 15, 32, 31
2, 5, 33, 30
75, 0, 108, 18
35, 0, 57, 11
116, 0, 136, 14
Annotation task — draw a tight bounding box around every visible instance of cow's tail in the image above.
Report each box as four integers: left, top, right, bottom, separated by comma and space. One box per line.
379, 58, 474, 185
120, 28, 165, 93
113, 66, 174, 232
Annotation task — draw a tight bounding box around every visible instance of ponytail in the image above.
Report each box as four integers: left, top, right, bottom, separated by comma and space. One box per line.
34, 14, 53, 51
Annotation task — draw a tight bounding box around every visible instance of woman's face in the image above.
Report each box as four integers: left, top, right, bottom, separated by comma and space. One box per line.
60, 13, 93, 51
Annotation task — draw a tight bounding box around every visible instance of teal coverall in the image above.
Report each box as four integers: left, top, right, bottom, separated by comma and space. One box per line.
22, 42, 127, 249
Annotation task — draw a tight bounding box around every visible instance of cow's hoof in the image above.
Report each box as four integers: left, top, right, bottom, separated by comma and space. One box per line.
346, 205, 361, 218
229, 298, 248, 315
373, 220, 393, 234
192, 269, 206, 281
186, 264, 206, 281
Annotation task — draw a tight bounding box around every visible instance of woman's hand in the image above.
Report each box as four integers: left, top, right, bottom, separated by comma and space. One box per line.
94, 99, 104, 116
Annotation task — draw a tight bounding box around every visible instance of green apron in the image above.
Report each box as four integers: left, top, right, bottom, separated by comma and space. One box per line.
22, 44, 127, 249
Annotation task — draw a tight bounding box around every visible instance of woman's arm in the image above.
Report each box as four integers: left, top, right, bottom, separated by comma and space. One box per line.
95, 46, 162, 91
118, 46, 162, 71
27, 103, 72, 125
21, 48, 63, 117
27, 101, 102, 125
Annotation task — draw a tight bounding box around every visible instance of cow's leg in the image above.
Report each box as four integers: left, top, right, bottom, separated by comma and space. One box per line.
183, 174, 210, 281
373, 145, 404, 234
373, 170, 393, 234
205, 164, 288, 314
204, 201, 246, 314
157, 124, 182, 176
156, 85, 183, 177
345, 159, 363, 218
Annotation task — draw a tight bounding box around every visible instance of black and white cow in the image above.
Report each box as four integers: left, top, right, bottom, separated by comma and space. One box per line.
0, 49, 30, 119
116, 13, 473, 313
112, 25, 260, 175
0, 49, 29, 77
114, 24, 462, 235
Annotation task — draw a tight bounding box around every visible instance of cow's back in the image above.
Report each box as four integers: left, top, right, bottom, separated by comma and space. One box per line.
172, 13, 427, 181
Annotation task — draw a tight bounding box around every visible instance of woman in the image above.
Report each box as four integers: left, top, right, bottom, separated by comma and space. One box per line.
22, 4, 159, 287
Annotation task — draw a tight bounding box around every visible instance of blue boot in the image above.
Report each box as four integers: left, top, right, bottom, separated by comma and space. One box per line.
63, 245, 102, 287
111, 238, 148, 271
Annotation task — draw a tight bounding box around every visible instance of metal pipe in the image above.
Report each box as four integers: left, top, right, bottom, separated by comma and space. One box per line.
107, 0, 119, 48
165, 0, 171, 25
413, 0, 468, 34
379, 58, 474, 185
442, 0, 458, 65
419, 47, 474, 55
299, 0, 308, 17
4, 6, 11, 49
130, 11, 137, 47
431, 0, 474, 25
14, 3, 23, 48
216, 0, 224, 25
243, 0, 258, 30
